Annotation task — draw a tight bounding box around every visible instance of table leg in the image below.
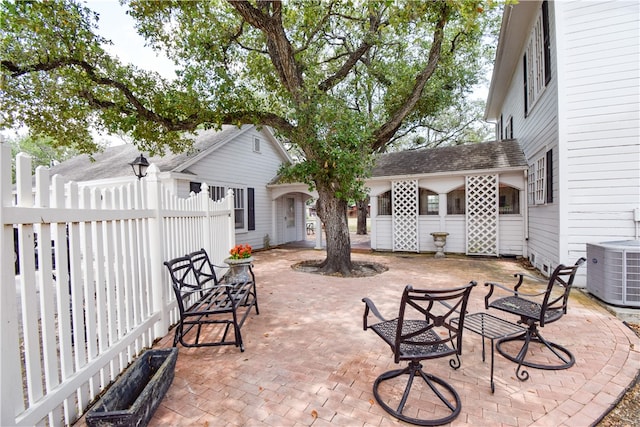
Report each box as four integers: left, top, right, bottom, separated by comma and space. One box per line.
481, 336, 486, 362
490, 338, 496, 393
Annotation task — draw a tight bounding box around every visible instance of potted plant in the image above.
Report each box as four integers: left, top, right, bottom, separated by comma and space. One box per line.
224, 244, 254, 283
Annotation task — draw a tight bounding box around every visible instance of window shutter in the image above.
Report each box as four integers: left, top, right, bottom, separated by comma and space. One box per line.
542, 1, 551, 85
248, 188, 255, 230
546, 149, 553, 203
523, 55, 529, 116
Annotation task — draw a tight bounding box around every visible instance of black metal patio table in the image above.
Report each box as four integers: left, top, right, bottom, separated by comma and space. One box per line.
452, 312, 526, 393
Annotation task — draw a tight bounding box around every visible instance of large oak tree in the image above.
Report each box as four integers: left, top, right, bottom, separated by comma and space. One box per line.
1, 0, 495, 275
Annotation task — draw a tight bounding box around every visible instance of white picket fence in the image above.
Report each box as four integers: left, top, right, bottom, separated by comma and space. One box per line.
0, 145, 236, 426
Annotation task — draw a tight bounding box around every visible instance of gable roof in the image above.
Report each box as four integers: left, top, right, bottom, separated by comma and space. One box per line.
371, 140, 527, 178
48, 125, 287, 182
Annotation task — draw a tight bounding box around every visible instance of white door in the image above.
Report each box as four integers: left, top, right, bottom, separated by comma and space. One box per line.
284, 196, 297, 242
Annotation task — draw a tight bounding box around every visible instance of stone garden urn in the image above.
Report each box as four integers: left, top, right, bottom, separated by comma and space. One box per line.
430, 232, 449, 258
224, 256, 254, 283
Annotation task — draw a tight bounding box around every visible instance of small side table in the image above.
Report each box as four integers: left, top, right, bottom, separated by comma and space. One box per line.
452, 312, 525, 393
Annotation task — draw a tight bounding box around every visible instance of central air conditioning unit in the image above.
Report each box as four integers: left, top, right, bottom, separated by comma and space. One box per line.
586, 240, 640, 308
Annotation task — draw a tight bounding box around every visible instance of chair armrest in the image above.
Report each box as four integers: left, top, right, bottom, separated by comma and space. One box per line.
515, 272, 547, 283
210, 263, 230, 270
484, 281, 547, 308
362, 298, 387, 330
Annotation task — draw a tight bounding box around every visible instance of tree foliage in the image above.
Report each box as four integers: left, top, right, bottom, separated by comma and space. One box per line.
386, 99, 493, 152
4, 134, 84, 182
1, 0, 499, 274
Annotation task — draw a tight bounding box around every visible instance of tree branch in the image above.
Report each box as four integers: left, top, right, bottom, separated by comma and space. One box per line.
371, 3, 450, 151
228, 0, 304, 102
318, 8, 383, 93
3, 57, 296, 136
3, 57, 196, 129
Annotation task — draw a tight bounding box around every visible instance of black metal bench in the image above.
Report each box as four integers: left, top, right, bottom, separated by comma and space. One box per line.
163, 249, 259, 351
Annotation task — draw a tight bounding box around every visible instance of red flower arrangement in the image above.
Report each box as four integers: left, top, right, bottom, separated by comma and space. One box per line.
228, 244, 252, 260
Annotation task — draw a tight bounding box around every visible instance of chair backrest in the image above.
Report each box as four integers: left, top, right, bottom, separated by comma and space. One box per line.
164, 255, 200, 314
187, 248, 220, 288
538, 257, 586, 324
393, 282, 476, 362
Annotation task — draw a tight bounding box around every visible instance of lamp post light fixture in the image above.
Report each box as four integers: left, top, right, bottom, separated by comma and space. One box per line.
129, 153, 150, 179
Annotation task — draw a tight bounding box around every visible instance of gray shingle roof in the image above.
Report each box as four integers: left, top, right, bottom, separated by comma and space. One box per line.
47, 126, 247, 182
371, 139, 526, 177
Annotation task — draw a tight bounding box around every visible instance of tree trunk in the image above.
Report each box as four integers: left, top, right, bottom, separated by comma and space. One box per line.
356, 197, 369, 235
315, 187, 352, 275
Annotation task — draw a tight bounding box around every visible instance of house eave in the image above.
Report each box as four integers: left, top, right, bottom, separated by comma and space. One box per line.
367, 166, 528, 183
485, 1, 542, 120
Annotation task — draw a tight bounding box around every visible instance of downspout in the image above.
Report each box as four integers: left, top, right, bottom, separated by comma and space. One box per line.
524, 169, 529, 258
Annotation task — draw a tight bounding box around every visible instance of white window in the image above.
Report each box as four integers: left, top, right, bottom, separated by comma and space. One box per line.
524, 2, 550, 115
499, 185, 520, 214
447, 188, 466, 215
504, 116, 513, 139
378, 190, 392, 216
210, 185, 226, 201
189, 182, 251, 230
231, 187, 245, 229
528, 156, 546, 205
418, 189, 439, 215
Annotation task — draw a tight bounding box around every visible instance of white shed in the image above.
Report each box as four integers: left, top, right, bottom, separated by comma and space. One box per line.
368, 140, 528, 257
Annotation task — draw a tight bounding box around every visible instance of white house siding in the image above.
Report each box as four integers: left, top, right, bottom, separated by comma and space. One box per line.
496, 2, 560, 272
418, 217, 442, 252
372, 216, 393, 250
499, 216, 525, 256
557, 0, 640, 277
186, 127, 289, 250
443, 217, 466, 253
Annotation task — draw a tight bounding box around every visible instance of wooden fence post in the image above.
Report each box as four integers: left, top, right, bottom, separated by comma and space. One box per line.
145, 165, 168, 337
227, 189, 236, 250
201, 182, 212, 256
0, 144, 22, 426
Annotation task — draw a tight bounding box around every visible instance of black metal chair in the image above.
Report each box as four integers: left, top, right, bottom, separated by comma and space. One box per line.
362, 282, 476, 426
484, 257, 586, 380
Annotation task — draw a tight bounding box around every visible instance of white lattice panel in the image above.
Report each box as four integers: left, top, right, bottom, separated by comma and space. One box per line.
466, 175, 498, 256
392, 180, 419, 252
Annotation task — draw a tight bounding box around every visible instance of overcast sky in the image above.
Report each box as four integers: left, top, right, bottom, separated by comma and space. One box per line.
90, 0, 176, 80
88, 0, 489, 99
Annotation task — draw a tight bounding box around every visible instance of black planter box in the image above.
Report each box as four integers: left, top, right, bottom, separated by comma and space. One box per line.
86, 348, 178, 427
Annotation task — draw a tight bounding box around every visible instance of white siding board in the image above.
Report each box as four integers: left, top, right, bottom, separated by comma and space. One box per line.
499, 217, 524, 256
444, 218, 465, 254
566, 117, 639, 132
372, 217, 392, 250
418, 217, 441, 251
567, 148, 640, 165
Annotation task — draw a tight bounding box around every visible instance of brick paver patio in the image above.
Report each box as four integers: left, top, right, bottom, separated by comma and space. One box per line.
146, 244, 639, 426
